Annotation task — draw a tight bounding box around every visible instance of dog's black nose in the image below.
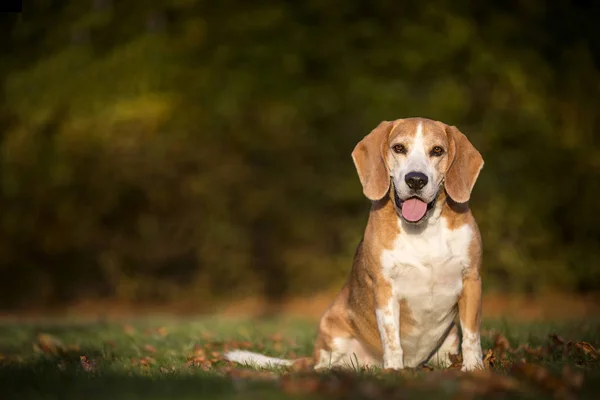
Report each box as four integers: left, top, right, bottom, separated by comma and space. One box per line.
405, 172, 428, 190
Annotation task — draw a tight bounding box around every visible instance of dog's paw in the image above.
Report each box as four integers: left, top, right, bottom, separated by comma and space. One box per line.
382, 352, 404, 370
383, 362, 404, 370
460, 354, 484, 372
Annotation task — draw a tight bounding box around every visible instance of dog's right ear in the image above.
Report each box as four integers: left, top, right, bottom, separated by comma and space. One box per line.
351, 121, 394, 201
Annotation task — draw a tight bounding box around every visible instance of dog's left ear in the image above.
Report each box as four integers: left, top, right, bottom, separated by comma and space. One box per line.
352, 121, 394, 201
444, 125, 484, 203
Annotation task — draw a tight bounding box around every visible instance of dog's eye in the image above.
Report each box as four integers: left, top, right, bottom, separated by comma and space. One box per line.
430, 146, 444, 157
392, 144, 406, 154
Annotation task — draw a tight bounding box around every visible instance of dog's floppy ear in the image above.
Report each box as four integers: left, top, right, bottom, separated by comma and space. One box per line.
351, 121, 394, 201
444, 125, 484, 203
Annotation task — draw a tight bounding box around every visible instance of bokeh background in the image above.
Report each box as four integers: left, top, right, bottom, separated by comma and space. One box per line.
0, 0, 598, 313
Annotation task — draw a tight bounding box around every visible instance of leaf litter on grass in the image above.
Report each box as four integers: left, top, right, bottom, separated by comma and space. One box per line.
1, 321, 598, 399
217, 331, 597, 400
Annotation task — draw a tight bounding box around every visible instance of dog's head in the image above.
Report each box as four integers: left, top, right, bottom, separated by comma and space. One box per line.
351, 118, 484, 224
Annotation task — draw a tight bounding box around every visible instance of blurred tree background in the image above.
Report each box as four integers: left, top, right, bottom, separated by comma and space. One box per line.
0, 0, 598, 310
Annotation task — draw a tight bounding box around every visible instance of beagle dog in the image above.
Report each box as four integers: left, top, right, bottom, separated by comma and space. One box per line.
225, 117, 485, 371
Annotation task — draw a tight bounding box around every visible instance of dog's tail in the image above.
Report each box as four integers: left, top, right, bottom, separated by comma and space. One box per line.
224, 350, 293, 368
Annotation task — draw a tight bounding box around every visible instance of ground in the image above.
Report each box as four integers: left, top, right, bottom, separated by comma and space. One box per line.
0, 315, 599, 400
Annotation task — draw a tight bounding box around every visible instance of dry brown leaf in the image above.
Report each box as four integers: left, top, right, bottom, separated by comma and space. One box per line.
186, 353, 212, 370
570, 341, 598, 360
549, 333, 565, 347
289, 357, 315, 372
191, 345, 206, 357
493, 333, 511, 358
36, 333, 64, 355
449, 352, 463, 369
156, 327, 168, 337
144, 344, 157, 353
123, 325, 136, 335
270, 333, 284, 342
483, 349, 496, 369
79, 355, 96, 372
139, 356, 156, 367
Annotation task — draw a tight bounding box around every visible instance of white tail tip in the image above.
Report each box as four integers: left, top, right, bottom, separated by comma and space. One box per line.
224, 350, 292, 367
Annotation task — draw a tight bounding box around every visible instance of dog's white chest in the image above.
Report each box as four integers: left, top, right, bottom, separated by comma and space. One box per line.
380, 219, 472, 366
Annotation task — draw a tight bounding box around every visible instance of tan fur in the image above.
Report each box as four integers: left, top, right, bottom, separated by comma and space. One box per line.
314, 118, 484, 370
444, 125, 484, 203
313, 193, 421, 366
351, 121, 395, 201
441, 192, 483, 334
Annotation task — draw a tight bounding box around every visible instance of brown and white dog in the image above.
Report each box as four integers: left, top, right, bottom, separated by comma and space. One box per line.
225, 117, 485, 371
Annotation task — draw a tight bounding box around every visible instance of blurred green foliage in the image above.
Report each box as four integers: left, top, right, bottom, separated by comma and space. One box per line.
0, 0, 599, 308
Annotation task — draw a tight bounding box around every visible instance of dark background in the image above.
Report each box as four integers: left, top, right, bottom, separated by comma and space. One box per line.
0, 0, 598, 311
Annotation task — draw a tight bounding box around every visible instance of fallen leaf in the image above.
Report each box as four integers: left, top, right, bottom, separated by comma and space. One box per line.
139, 356, 156, 367
186, 353, 212, 370
144, 344, 157, 353
570, 341, 598, 360
79, 355, 96, 372
483, 349, 496, 368
449, 352, 463, 369
289, 357, 315, 372
191, 345, 206, 357
270, 333, 284, 342
493, 333, 511, 358
123, 325, 136, 335
549, 334, 565, 348
157, 327, 168, 337
35, 333, 64, 355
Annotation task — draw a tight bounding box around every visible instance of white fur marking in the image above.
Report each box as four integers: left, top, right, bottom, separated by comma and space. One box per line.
376, 299, 403, 369
460, 326, 484, 371
224, 350, 292, 367
379, 218, 472, 368
391, 120, 441, 203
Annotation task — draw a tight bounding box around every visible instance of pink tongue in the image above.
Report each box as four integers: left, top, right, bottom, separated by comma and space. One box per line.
402, 198, 428, 222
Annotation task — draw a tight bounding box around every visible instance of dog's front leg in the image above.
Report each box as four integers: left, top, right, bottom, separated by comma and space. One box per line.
374, 287, 403, 369
458, 269, 484, 371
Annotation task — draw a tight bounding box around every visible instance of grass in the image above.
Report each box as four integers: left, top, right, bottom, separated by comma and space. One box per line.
0, 315, 599, 399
